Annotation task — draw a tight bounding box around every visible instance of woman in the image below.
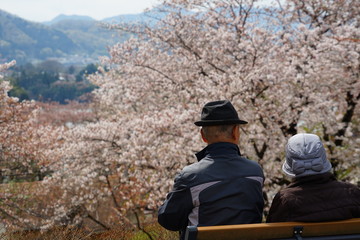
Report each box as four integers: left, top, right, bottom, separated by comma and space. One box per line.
267, 133, 360, 223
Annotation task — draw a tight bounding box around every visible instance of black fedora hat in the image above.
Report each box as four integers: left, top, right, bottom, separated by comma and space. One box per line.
194, 100, 248, 126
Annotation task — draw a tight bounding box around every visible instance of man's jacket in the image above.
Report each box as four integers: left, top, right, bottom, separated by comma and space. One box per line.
158, 142, 265, 238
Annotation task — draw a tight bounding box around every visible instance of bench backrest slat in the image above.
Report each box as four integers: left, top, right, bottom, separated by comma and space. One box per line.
185, 218, 360, 240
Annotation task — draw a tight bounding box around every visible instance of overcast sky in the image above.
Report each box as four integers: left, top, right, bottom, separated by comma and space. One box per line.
1, 0, 161, 22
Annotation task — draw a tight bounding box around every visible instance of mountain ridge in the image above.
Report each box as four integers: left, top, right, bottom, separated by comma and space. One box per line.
0, 10, 79, 64
0, 9, 147, 65
43, 14, 96, 25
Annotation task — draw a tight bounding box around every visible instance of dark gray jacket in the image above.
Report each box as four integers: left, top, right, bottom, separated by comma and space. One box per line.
158, 142, 265, 239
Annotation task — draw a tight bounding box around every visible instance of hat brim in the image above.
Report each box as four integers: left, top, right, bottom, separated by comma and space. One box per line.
282, 161, 296, 177
194, 119, 248, 126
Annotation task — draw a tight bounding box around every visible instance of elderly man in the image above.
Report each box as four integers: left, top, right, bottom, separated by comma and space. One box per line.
158, 100, 265, 239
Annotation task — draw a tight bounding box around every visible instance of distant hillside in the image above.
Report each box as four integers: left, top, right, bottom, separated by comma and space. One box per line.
0, 10, 137, 65
50, 18, 128, 58
0, 10, 78, 64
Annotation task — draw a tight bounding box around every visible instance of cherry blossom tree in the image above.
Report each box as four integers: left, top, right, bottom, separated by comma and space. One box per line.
0, 61, 43, 182
0, 61, 44, 228
42, 0, 359, 228
263, 0, 360, 184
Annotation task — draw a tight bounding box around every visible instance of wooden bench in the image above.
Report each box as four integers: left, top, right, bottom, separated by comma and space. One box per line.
185, 218, 360, 240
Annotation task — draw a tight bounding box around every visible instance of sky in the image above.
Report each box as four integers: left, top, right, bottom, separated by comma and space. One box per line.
0, 0, 161, 22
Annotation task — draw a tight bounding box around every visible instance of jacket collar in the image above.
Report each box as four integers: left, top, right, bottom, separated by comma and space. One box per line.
195, 142, 241, 161
290, 172, 335, 187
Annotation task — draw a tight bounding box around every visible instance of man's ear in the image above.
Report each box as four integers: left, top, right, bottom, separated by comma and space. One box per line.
232, 125, 239, 140
200, 128, 208, 143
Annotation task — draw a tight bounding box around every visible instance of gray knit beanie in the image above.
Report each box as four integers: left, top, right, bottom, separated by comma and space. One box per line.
282, 133, 332, 178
